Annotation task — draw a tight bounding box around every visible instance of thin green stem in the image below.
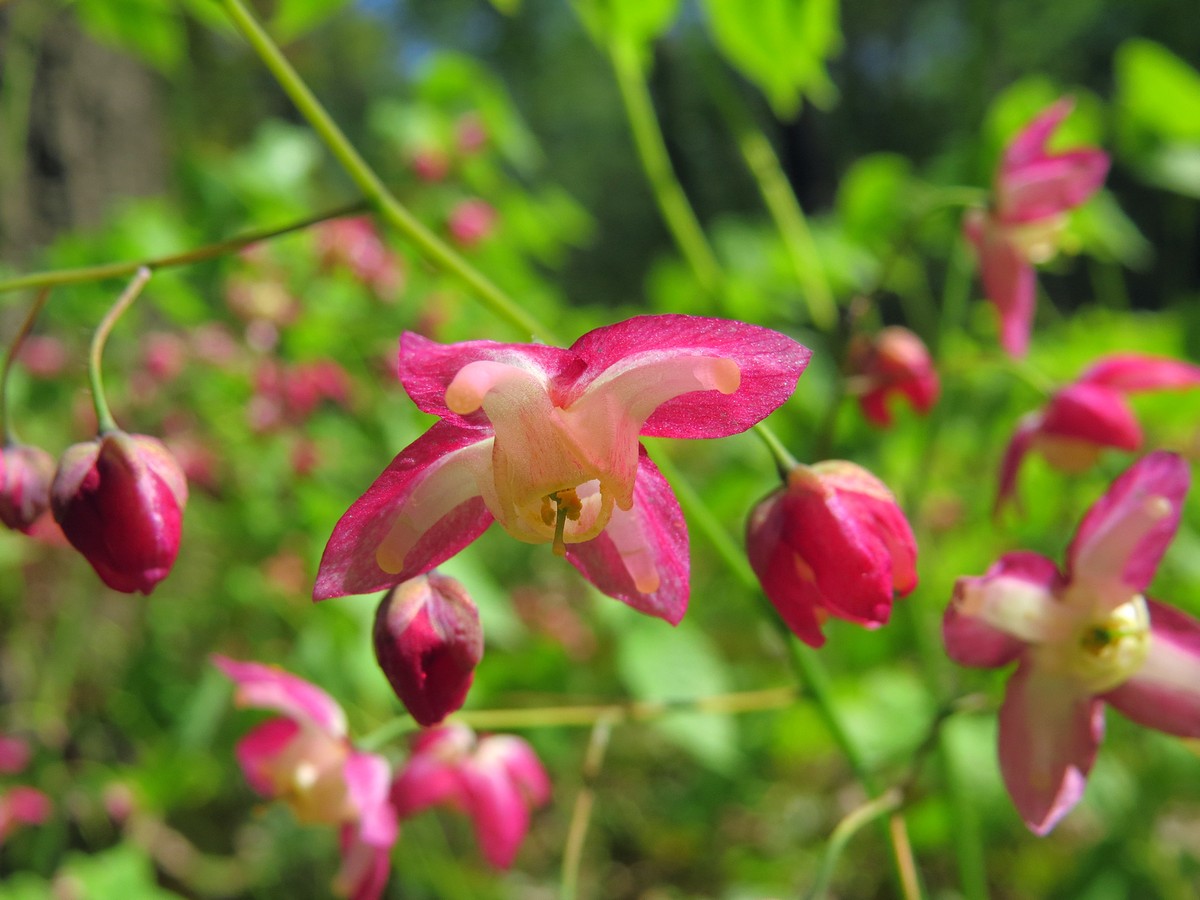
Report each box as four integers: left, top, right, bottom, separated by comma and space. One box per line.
704, 66, 836, 331
753, 422, 800, 481
803, 788, 904, 900
89, 268, 152, 434
0, 201, 367, 297
357, 685, 799, 752
605, 35, 722, 294
1, 288, 50, 444
561, 711, 617, 900
218, 0, 554, 343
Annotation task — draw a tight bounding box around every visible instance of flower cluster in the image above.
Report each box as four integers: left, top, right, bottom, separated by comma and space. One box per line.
215, 658, 548, 897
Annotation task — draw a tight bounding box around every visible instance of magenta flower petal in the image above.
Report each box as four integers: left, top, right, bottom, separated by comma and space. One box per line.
235, 717, 302, 795
343, 752, 399, 849
399, 333, 576, 426
0, 444, 55, 533
1068, 450, 1189, 595
944, 551, 1061, 667
1079, 353, 1200, 393
390, 725, 473, 818
565, 450, 689, 625
563, 315, 810, 440
213, 655, 347, 737
314, 422, 495, 600
461, 761, 529, 869
998, 662, 1105, 835
1039, 384, 1141, 450
335, 823, 393, 900
1104, 598, 1200, 738
1000, 150, 1111, 223
964, 213, 1037, 357
1001, 98, 1075, 172
995, 415, 1039, 514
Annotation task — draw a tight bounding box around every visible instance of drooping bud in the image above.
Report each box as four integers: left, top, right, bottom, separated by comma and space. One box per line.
0, 444, 55, 533
747, 460, 918, 647
373, 572, 483, 726
846, 327, 939, 428
51, 430, 188, 594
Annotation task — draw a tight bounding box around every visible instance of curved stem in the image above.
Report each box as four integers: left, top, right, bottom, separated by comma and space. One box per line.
561, 711, 617, 900
218, 0, 554, 343
803, 788, 904, 900
89, 268, 152, 434
703, 65, 836, 331
605, 35, 722, 295
0, 288, 50, 444
0, 201, 367, 298
753, 422, 800, 481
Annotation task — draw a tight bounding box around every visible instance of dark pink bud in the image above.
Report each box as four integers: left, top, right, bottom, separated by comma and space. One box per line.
448, 199, 497, 247
373, 572, 484, 726
51, 431, 188, 594
747, 461, 917, 647
0, 444, 55, 533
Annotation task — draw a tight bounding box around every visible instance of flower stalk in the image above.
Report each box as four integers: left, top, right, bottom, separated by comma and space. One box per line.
88, 268, 151, 434
0, 288, 49, 444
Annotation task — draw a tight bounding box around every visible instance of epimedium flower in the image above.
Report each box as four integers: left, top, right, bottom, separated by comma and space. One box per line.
315, 315, 810, 625
746, 460, 918, 647
391, 724, 550, 869
997, 353, 1200, 512
845, 326, 939, 428
964, 97, 1109, 357
373, 572, 484, 727
0, 443, 55, 533
213, 656, 399, 900
945, 451, 1200, 834
51, 430, 188, 595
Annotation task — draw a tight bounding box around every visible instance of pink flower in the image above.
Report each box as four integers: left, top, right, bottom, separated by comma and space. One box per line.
448, 199, 498, 247
374, 573, 484, 727
316, 218, 404, 300
997, 354, 1200, 512
0, 786, 51, 846
0, 736, 30, 775
846, 327, 939, 428
391, 724, 550, 869
0, 443, 55, 533
747, 460, 918, 647
314, 315, 810, 625
51, 431, 188, 594
964, 98, 1109, 356
213, 656, 398, 900
945, 451, 1200, 834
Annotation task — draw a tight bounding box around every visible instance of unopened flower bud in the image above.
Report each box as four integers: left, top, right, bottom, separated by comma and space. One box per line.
373, 572, 483, 726
747, 460, 918, 647
448, 199, 497, 247
51, 430, 188, 594
0, 444, 55, 533
846, 327, 939, 428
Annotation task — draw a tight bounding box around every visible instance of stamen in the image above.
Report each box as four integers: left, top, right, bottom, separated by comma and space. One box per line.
552, 496, 570, 557
548, 488, 584, 556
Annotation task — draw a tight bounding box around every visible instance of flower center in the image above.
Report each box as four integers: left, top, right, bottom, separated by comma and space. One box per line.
541, 488, 584, 557
1037, 595, 1151, 693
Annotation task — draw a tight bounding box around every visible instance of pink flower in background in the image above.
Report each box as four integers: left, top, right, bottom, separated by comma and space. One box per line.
410, 147, 450, 183
316, 218, 404, 300
214, 656, 398, 900
374, 573, 484, 727
391, 724, 550, 869
846, 327, 939, 428
51, 431, 188, 594
747, 460, 918, 647
455, 113, 488, 156
315, 315, 810, 626
0, 737, 30, 775
250, 359, 353, 432
448, 199, 498, 247
0, 786, 51, 846
0, 443, 55, 533
964, 98, 1109, 356
997, 354, 1200, 512
945, 451, 1200, 834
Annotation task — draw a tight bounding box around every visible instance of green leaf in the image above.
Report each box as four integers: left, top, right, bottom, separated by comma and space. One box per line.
54, 844, 178, 899
73, 0, 186, 74
615, 618, 738, 772
1116, 39, 1200, 145
575, 0, 682, 63
701, 0, 842, 118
